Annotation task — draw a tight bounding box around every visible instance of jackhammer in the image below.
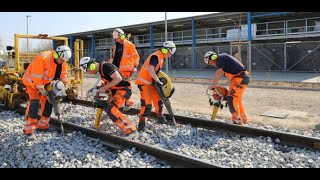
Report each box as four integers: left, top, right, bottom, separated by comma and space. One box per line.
206, 85, 228, 120
153, 70, 177, 126
45, 80, 67, 135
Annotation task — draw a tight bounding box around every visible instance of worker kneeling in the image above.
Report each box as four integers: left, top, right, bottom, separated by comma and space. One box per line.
80, 57, 137, 136
135, 41, 176, 131
22, 45, 71, 136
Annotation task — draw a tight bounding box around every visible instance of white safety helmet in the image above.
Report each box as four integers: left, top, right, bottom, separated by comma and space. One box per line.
112, 28, 125, 40
204, 51, 218, 64
55, 45, 72, 62
162, 41, 176, 55
80, 57, 95, 71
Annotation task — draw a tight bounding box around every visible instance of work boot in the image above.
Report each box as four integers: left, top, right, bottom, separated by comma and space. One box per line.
157, 115, 167, 124
240, 114, 248, 124
232, 116, 244, 125
138, 121, 146, 132
125, 130, 139, 140
26, 133, 37, 141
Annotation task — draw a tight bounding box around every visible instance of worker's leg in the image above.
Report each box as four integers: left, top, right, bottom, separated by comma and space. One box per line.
150, 85, 166, 123
137, 85, 152, 120
24, 87, 40, 135
105, 89, 136, 135
37, 95, 52, 130
227, 81, 246, 125
238, 71, 250, 124
122, 71, 134, 111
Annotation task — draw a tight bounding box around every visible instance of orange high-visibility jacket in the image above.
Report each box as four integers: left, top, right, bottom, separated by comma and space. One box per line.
113, 39, 140, 73
135, 50, 164, 85
22, 51, 68, 90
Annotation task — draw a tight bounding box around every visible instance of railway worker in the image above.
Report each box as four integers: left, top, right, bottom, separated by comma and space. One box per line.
204, 51, 250, 125
110, 28, 140, 111
80, 57, 137, 137
22, 45, 71, 137
135, 41, 176, 131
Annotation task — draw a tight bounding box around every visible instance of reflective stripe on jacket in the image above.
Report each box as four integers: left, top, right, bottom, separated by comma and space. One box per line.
22, 51, 68, 90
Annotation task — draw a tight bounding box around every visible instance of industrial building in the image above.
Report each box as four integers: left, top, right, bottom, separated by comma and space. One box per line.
60, 12, 320, 72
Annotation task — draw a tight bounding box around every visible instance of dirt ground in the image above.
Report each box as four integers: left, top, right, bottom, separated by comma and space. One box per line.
80, 76, 320, 131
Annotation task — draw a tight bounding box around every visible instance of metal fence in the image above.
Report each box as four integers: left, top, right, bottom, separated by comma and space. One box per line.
84, 41, 320, 72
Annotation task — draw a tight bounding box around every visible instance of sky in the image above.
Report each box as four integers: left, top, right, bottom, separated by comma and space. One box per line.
0, 12, 217, 51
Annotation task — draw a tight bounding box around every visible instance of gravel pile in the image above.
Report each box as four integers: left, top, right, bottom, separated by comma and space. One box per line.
61, 103, 320, 168
0, 110, 168, 168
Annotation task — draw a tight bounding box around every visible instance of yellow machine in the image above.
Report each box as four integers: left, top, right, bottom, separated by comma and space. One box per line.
207, 85, 228, 120
0, 34, 84, 109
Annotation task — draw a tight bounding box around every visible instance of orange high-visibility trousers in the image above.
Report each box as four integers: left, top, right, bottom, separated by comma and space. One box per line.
225, 71, 250, 124
137, 85, 163, 122
121, 71, 134, 107
24, 86, 53, 134
105, 89, 136, 135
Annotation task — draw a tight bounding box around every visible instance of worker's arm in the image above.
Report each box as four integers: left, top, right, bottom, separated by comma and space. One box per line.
98, 71, 122, 93
208, 68, 224, 90
60, 62, 68, 83
30, 54, 45, 90
130, 43, 140, 73
146, 65, 160, 83
145, 55, 161, 83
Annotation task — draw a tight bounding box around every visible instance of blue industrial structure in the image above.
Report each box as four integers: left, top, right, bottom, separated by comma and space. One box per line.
60, 12, 320, 72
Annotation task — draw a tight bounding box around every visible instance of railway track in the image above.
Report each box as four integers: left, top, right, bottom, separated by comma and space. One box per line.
68, 99, 320, 150
1, 105, 224, 168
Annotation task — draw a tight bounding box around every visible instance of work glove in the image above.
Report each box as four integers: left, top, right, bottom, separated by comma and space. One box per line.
38, 88, 47, 96
156, 80, 164, 86
86, 87, 99, 101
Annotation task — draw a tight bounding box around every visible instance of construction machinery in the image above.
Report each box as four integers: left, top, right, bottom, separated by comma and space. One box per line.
0, 34, 84, 109
207, 85, 228, 120
154, 70, 177, 126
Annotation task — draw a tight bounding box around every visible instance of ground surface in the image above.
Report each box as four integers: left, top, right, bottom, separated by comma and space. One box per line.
80, 75, 320, 131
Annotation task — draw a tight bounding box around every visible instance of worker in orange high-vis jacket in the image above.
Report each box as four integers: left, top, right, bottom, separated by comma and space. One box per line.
135, 41, 176, 131
110, 28, 140, 111
204, 51, 250, 125
80, 57, 137, 137
22, 45, 71, 137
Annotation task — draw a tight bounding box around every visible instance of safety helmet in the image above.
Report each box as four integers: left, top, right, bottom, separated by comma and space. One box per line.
80, 57, 95, 71
162, 41, 176, 55
112, 28, 125, 40
55, 45, 72, 61
204, 51, 218, 64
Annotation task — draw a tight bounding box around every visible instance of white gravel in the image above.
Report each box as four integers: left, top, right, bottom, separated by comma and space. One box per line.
60, 103, 320, 168
0, 110, 169, 168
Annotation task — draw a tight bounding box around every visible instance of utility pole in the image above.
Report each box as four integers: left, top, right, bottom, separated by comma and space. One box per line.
26, 15, 32, 62
165, 12, 168, 73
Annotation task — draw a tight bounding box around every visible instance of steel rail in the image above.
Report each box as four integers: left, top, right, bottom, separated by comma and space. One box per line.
68, 99, 320, 150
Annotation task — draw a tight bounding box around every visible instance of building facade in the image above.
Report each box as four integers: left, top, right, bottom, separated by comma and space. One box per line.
59, 12, 320, 72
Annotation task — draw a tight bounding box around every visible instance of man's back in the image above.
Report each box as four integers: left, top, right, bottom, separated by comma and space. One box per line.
216, 53, 245, 74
